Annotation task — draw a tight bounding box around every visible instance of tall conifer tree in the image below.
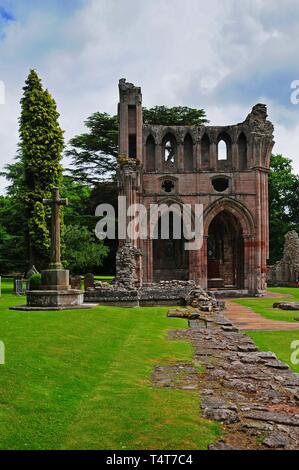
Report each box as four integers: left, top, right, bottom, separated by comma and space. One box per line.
19, 69, 64, 267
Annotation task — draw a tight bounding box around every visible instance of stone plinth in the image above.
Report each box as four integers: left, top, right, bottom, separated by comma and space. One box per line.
24, 268, 84, 309
11, 269, 87, 311
27, 289, 84, 308
41, 269, 70, 291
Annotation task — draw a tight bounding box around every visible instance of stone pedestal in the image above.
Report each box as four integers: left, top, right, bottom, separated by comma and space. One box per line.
26, 289, 84, 309
26, 269, 83, 309
41, 269, 70, 291
11, 269, 88, 311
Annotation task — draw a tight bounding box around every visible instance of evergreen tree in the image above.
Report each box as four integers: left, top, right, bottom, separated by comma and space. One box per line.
19, 69, 64, 268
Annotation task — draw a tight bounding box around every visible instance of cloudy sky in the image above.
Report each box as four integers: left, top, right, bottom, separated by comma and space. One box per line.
1, 0, 299, 193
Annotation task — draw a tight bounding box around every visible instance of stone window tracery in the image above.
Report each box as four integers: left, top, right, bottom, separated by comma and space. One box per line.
162, 180, 175, 193
163, 133, 177, 167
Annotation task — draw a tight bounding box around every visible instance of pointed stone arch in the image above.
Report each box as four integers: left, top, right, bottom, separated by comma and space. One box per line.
183, 133, 193, 171
202, 198, 255, 291
203, 197, 254, 237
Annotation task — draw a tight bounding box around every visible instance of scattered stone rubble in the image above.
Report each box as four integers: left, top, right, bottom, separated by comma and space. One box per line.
185, 287, 224, 312
273, 302, 299, 311
153, 306, 299, 450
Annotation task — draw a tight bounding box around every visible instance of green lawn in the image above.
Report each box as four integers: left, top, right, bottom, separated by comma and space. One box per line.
234, 287, 299, 323
0, 278, 220, 450
238, 287, 299, 375
247, 330, 299, 374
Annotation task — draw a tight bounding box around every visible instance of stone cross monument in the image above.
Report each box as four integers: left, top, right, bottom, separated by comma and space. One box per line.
39, 187, 69, 292
14, 187, 84, 309
43, 187, 68, 270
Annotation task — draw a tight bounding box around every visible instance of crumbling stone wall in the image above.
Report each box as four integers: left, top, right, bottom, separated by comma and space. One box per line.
268, 231, 299, 286
115, 243, 142, 288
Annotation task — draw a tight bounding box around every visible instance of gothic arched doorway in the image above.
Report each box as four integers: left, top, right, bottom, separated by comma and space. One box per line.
207, 211, 244, 289
153, 212, 189, 282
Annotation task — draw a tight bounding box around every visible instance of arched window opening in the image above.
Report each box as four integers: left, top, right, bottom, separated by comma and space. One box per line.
184, 134, 193, 171
218, 139, 227, 161
217, 133, 232, 168
163, 133, 177, 166
146, 135, 155, 172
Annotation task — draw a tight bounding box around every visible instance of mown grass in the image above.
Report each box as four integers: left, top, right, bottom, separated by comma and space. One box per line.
237, 287, 299, 375
247, 330, 299, 374
234, 287, 299, 323
0, 278, 220, 450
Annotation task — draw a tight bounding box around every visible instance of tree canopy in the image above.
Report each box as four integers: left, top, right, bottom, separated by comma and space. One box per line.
269, 154, 299, 263
66, 106, 208, 184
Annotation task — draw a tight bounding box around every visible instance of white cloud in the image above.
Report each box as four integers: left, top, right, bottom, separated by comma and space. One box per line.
1, 0, 299, 195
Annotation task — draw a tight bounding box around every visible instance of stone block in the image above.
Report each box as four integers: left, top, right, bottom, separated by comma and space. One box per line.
84, 273, 94, 291
27, 290, 83, 308
41, 269, 69, 291
70, 275, 82, 290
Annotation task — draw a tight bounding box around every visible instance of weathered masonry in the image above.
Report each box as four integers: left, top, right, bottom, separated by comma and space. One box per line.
117, 79, 274, 295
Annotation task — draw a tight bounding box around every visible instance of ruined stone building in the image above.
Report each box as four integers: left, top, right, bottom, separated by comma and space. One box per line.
117, 79, 274, 295
268, 231, 299, 286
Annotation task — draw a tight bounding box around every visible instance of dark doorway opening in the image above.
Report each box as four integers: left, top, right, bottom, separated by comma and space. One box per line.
207, 211, 244, 289
153, 212, 189, 282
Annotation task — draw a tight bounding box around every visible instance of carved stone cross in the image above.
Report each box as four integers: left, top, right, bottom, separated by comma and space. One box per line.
43, 187, 68, 270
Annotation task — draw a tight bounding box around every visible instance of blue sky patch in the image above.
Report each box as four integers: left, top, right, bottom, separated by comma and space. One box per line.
0, 6, 15, 22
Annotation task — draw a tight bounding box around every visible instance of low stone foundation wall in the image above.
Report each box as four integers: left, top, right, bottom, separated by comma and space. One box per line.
84, 288, 139, 307
84, 280, 198, 307
83, 280, 228, 309
84, 280, 254, 307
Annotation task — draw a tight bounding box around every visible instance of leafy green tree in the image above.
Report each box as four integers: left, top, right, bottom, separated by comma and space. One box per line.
143, 106, 208, 126
63, 224, 109, 275
61, 176, 94, 229
60, 177, 112, 275
0, 159, 25, 196
0, 195, 27, 273
66, 106, 208, 184
18, 69, 64, 267
65, 112, 118, 184
269, 154, 299, 263
89, 181, 118, 275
